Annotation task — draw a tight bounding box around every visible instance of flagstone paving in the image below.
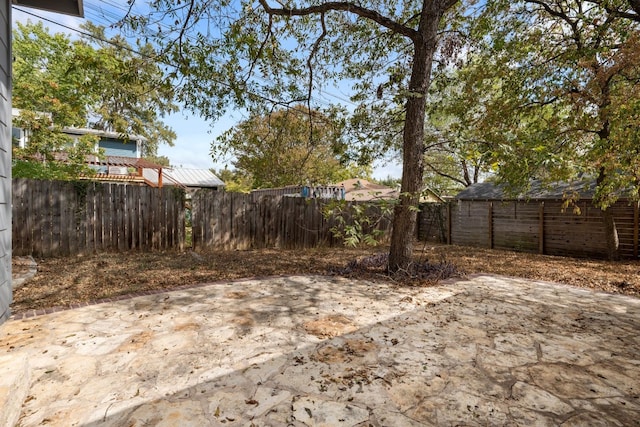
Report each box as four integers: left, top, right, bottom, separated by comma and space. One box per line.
1, 274, 639, 426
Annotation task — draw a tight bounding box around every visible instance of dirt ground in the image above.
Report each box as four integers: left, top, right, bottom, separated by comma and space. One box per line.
11, 242, 640, 314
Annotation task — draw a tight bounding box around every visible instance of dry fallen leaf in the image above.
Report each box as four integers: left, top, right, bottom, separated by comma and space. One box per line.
10, 243, 639, 315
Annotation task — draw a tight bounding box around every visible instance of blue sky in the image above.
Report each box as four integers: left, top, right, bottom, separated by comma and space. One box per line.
11, 3, 403, 180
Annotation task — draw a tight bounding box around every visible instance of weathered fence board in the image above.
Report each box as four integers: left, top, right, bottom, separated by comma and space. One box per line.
12, 179, 186, 257
16, 179, 638, 259
418, 199, 639, 259
191, 192, 391, 250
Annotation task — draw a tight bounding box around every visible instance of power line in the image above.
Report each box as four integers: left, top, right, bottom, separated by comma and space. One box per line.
76, 0, 362, 108
12, 4, 360, 113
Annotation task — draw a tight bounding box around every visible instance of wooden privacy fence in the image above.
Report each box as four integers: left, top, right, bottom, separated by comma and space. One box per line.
13, 179, 186, 257
418, 199, 640, 259
18, 179, 638, 259
191, 191, 392, 250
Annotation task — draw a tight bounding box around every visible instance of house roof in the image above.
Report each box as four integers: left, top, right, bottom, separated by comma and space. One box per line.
456, 180, 598, 201
422, 188, 445, 203
13, 0, 84, 17
335, 179, 445, 203
143, 168, 225, 189
165, 168, 225, 188
335, 179, 398, 201
62, 127, 147, 143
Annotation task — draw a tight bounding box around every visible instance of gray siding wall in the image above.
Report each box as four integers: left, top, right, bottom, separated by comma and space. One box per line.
100, 137, 138, 157
0, 0, 11, 323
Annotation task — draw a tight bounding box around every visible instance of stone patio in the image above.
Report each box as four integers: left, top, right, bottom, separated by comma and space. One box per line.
1, 274, 639, 426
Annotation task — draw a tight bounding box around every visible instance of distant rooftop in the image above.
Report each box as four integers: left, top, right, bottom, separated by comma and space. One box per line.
456, 180, 598, 201
335, 179, 398, 201
164, 168, 225, 188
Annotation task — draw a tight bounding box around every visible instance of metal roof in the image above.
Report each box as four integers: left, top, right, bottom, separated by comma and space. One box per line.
455, 180, 598, 201
158, 168, 225, 188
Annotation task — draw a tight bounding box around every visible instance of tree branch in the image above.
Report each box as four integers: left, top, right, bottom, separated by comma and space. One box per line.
424, 162, 468, 187
306, 13, 327, 147
524, 0, 583, 50
178, 0, 195, 59
587, 0, 640, 23
244, 14, 274, 84
257, 0, 418, 41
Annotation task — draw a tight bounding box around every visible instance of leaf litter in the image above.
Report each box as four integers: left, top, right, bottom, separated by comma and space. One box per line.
11, 243, 639, 314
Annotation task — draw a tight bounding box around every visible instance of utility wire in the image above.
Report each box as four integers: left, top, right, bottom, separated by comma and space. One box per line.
82, 0, 358, 108
13, 5, 357, 113
13, 3, 368, 130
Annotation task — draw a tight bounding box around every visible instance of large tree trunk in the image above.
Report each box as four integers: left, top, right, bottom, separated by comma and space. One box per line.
388, 2, 447, 272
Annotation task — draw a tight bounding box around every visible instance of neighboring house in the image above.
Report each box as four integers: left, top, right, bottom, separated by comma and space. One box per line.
144, 167, 225, 194
11, 109, 175, 187
84, 155, 170, 188
62, 127, 171, 187
12, 109, 146, 159
250, 180, 395, 201
250, 184, 344, 200
337, 178, 396, 201
421, 188, 446, 203
249, 179, 444, 203
62, 126, 145, 159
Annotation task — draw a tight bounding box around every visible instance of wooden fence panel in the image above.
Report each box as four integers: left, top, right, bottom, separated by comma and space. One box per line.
450, 201, 491, 247
492, 201, 539, 252
609, 201, 637, 259
417, 203, 447, 242
191, 192, 392, 251
12, 179, 185, 257
19, 180, 635, 259
542, 201, 608, 258
420, 198, 640, 259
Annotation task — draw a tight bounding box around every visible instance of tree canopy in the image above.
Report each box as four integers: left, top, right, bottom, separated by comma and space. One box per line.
119, 0, 639, 263
434, 0, 640, 257
442, 1, 639, 198
214, 168, 253, 193
122, 0, 461, 271
215, 107, 369, 188
12, 21, 178, 159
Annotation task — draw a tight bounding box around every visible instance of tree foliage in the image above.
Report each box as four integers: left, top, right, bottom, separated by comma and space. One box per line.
215, 168, 253, 193
12, 112, 99, 180
215, 106, 367, 188
12, 21, 178, 159
436, 0, 640, 258
144, 155, 171, 167
122, 0, 462, 271
444, 1, 640, 202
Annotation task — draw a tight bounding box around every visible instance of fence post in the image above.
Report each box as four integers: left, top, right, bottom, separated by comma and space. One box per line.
634, 200, 639, 258
488, 202, 493, 249
446, 203, 452, 245
538, 202, 545, 254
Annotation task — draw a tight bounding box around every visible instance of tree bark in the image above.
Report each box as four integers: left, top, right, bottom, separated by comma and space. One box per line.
388, 1, 450, 272
254, 0, 457, 271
